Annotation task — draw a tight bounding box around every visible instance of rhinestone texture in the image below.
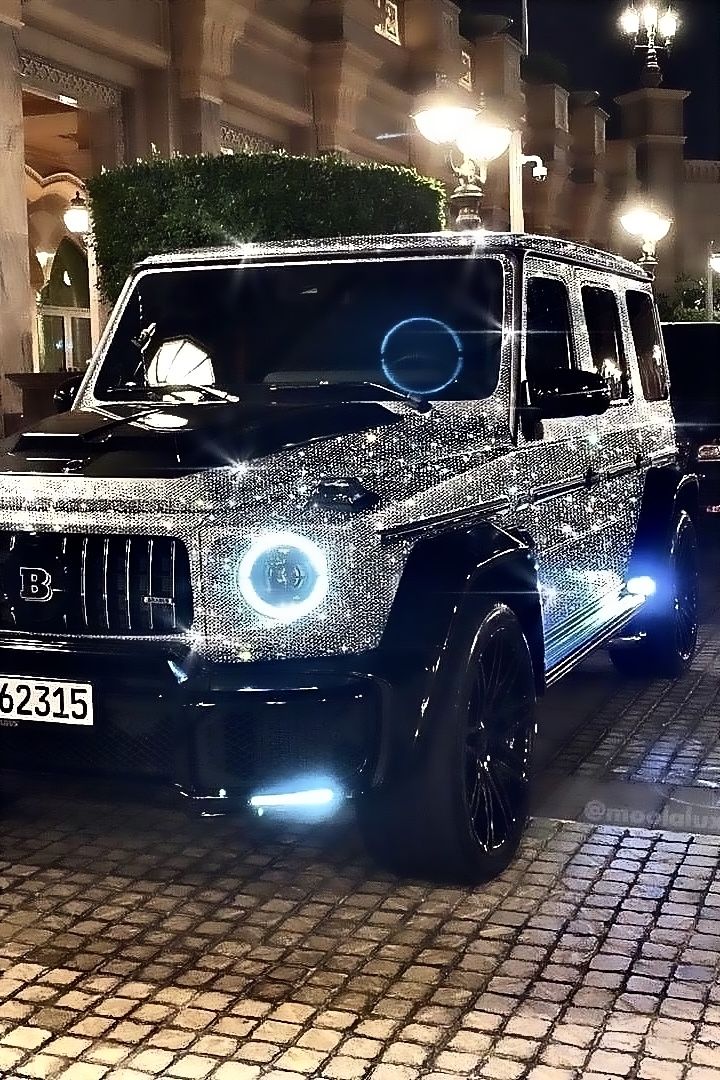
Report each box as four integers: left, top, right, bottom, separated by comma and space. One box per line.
0, 233, 674, 664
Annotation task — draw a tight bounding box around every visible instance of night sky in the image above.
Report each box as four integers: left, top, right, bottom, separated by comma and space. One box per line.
460, 0, 720, 160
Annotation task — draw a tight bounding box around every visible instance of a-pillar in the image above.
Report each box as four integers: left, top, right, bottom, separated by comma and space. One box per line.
0, 3, 33, 433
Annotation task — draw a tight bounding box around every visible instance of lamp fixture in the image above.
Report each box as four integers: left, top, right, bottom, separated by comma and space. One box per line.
412, 84, 513, 230
618, 3, 679, 86
63, 190, 90, 236
620, 205, 672, 272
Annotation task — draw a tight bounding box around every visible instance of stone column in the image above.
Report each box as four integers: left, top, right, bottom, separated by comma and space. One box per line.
568, 93, 609, 246
615, 88, 689, 292
403, 0, 480, 214
522, 82, 572, 236
170, 0, 258, 156
305, 0, 384, 156
472, 32, 525, 229
0, 5, 33, 432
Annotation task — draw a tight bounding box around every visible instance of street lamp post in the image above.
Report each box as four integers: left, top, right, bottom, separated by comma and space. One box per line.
620, 205, 672, 274
708, 245, 720, 320
412, 87, 545, 232
618, 3, 679, 87
63, 188, 101, 350
412, 91, 512, 230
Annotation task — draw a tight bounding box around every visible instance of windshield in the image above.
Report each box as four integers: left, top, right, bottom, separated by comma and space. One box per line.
93, 256, 505, 403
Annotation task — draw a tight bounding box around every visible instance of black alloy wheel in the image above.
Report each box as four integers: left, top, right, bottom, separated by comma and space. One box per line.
359, 602, 537, 884
464, 623, 536, 857
671, 512, 699, 665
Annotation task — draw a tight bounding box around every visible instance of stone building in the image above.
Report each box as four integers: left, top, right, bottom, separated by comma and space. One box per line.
1, 0, 719, 429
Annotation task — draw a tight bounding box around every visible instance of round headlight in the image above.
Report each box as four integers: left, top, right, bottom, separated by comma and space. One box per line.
238, 533, 328, 622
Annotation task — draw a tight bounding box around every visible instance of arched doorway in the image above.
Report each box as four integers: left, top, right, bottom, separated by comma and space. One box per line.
35, 237, 92, 372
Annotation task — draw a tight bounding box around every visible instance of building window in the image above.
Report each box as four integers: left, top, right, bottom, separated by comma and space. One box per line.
581, 286, 630, 402
524, 276, 575, 382
375, 0, 402, 45
460, 51, 473, 91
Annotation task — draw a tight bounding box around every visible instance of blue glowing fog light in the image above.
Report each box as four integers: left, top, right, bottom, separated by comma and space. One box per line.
249, 787, 336, 810
626, 575, 657, 598
238, 532, 328, 621
248, 781, 343, 819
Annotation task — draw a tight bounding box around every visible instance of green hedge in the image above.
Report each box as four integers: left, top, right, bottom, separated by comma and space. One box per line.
87, 152, 446, 304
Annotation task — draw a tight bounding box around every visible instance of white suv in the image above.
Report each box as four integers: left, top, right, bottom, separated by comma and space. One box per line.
0, 232, 699, 882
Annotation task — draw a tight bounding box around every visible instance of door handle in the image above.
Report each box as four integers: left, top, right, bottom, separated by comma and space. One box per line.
585, 466, 603, 489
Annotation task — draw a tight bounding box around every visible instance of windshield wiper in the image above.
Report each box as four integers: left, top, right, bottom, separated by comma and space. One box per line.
156, 382, 240, 404
265, 381, 431, 413
108, 381, 239, 403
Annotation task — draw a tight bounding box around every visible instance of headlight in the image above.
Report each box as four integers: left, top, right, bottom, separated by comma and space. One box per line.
698, 444, 720, 460
238, 532, 328, 622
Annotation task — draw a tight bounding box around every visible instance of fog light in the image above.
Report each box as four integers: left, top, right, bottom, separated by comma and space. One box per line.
249, 787, 336, 809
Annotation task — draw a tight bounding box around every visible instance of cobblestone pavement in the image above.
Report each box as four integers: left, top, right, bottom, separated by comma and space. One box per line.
1, 577, 720, 1079
532, 564, 720, 834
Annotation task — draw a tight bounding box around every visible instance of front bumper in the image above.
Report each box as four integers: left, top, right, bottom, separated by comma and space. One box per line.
0, 636, 389, 805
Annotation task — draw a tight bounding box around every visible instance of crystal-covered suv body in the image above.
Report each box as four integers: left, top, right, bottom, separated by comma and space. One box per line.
0, 232, 699, 881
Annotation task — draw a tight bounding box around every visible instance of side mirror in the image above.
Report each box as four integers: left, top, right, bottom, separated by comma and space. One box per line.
528, 368, 611, 420
54, 373, 84, 414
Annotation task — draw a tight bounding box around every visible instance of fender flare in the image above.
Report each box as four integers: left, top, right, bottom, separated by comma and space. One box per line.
627, 465, 699, 576
372, 520, 544, 783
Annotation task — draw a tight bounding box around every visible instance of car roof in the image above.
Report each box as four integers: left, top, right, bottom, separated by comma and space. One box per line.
137, 231, 651, 282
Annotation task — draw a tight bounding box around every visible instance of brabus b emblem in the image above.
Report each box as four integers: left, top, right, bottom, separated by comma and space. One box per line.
19, 566, 54, 603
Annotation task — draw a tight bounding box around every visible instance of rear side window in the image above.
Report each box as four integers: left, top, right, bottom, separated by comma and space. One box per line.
626, 290, 669, 401
525, 276, 574, 382
581, 286, 629, 402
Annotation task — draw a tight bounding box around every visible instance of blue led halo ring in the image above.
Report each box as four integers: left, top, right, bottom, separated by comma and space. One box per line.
238, 532, 329, 622
380, 316, 464, 396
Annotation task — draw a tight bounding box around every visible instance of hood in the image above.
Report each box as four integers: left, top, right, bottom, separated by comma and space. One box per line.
0, 401, 404, 478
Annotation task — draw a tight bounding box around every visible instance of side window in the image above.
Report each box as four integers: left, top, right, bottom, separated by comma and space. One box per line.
581, 286, 630, 402
626, 290, 669, 401
525, 276, 574, 384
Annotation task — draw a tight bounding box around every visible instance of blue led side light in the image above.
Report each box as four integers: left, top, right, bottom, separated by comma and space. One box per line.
248, 784, 342, 819
380, 317, 463, 396
249, 787, 335, 809
625, 575, 657, 598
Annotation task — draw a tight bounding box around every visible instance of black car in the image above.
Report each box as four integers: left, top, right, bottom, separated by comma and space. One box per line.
662, 321, 720, 512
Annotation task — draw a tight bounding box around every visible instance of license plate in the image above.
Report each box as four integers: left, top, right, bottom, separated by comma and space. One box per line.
0, 676, 93, 726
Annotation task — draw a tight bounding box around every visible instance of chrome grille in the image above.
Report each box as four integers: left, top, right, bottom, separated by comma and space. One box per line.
0, 532, 192, 636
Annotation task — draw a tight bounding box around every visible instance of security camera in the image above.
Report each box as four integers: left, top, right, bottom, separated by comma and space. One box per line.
532, 162, 548, 182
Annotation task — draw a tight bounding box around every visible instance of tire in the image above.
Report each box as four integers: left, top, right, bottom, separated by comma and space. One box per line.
610, 510, 699, 678
359, 602, 537, 884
